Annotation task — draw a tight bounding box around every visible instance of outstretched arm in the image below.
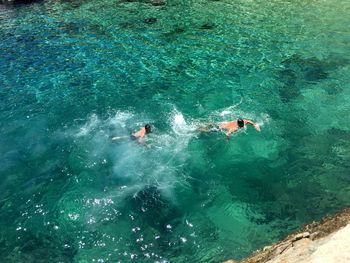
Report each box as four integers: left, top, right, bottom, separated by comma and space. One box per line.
225, 128, 236, 138
197, 123, 215, 133
244, 120, 261, 132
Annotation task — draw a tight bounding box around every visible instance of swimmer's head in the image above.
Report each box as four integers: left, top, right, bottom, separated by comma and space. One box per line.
237, 118, 244, 128
145, 124, 152, 133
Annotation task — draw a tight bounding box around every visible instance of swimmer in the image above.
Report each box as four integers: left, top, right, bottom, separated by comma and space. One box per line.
198, 118, 260, 138
111, 124, 152, 141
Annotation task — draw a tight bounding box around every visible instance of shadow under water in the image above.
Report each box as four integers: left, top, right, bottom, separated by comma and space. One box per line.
277, 54, 348, 102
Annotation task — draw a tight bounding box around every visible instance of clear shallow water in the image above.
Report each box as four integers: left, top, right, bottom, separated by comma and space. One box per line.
1, 0, 350, 262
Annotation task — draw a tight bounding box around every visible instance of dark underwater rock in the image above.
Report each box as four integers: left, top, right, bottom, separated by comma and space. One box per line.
148, 0, 166, 6
13, 230, 78, 262
87, 24, 109, 37
118, 0, 141, 4
277, 69, 299, 101
281, 55, 329, 83
327, 128, 350, 139
118, 21, 137, 29
277, 54, 348, 102
304, 68, 328, 81
1, 0, 41, 5
144, 17, 157, 24
278, 85, 300, 102
162, 27, 185, 41
278, 69, 297, 86
130, 186, 180, 230
200, 22, 216, 30
118, 0, 166, 5
283, 54, 348, 70
58, 22, 81, 35
281, 54, 348, 83
17, 0, 38, 3
58, 0, 87, 9
323, 83, 343, 95
172, 27, 185, 33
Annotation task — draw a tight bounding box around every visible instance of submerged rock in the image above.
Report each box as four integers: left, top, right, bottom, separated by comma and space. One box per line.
58, 22, 81, 35
200, 22, 216, 30
119, 0, 137, 2
281, 55, 329, 82
144, 17, 157, 24
118, 21, 137, 29
280, 54, 348, 83
88, 24, 109, 37
148, 0, 166, 6
1, 0, 40, 4
278, 84, 300, 102
278, 69, 297, 86
172, 27, 185, 33
163, 27, 185, 41
58, 0, 87, 9
118, 0, 166, 5
129, 186, 180, 231
277, 54, 348, 102
277, 69, 299, 102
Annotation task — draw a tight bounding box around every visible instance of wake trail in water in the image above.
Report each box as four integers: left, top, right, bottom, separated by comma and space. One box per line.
67, 109, 199, 209
65, 105, 270, 213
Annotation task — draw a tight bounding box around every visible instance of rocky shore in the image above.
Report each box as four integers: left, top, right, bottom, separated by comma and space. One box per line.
225, 208, 350, 263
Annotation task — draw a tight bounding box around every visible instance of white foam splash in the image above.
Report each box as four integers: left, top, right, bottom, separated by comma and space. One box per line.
108, 111, 133, 128
219, 97, 243, 117
74, 111, 136, 139
108, 108, 197, 205
170, 109, 197, 137
76, 113, 100, 137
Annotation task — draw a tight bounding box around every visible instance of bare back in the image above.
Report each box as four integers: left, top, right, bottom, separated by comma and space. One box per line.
219, 121, 238, 132
132, 127, 146, 138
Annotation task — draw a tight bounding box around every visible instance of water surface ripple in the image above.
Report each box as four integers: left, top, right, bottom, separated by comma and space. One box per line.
1, 0, 350, 262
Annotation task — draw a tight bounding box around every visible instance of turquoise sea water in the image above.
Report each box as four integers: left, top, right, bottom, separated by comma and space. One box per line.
1, 0, 350, 262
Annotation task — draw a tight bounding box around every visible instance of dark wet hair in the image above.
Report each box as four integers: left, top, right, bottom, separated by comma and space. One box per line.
237, 118, 244, 128
145, 124, 152, 133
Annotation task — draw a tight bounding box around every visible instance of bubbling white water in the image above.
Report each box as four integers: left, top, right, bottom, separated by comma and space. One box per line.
75, 113, 100, 137
67, 106, 271, 212
69, 109, 198, 209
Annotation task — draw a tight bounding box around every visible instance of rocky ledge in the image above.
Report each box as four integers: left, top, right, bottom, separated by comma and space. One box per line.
225, 208, 350, 263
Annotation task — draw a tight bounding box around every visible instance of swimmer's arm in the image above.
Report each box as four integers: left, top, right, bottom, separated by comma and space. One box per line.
197, 123, 214, 132
197, 127, 210, 132
225, 129, 235, 138
244, 120, 261, 132
136, 139, 151, 148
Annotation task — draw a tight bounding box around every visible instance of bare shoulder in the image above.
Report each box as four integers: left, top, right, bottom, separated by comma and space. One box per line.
245, 120, 261, 131
244, 119, 254, 124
